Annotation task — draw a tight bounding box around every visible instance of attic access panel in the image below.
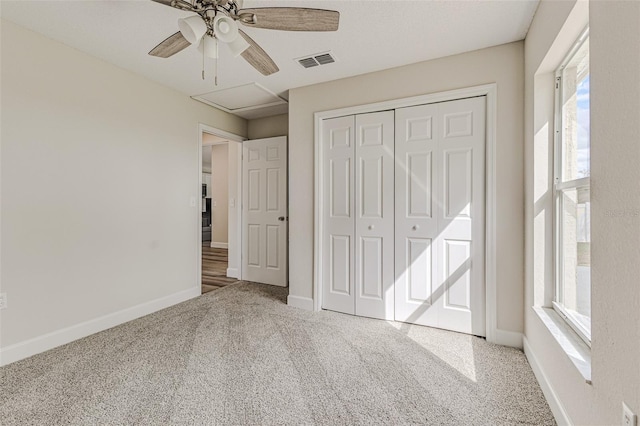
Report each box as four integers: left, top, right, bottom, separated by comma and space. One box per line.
192, 82, 287, 114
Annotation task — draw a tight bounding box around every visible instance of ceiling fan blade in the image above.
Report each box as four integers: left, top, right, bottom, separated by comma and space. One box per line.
237, 8, 339, 31
238, 30, 279, 76
149, 32, 191, 58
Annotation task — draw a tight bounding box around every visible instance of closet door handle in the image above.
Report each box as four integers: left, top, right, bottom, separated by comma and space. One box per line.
412, 225, 419, 231
368, 225, 374, 230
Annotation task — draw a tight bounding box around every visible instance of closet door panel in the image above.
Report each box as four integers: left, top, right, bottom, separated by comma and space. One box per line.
322, 116, 356, 315
436, 97, 486, 336
354, 110, 395, 320
395, 96, 485, 336
394, 104, 439, 326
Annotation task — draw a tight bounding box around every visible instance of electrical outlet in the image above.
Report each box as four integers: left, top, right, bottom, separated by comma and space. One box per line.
0, 293, 7, 309
623, 402, 637, 426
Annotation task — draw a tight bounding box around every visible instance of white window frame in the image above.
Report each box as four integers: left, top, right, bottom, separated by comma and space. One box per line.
553, 27, 591, 346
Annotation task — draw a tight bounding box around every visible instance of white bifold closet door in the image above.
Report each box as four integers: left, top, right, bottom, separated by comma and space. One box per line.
394, 97, 486, 336
322, 111, 395, 320
322, 115, 355, 315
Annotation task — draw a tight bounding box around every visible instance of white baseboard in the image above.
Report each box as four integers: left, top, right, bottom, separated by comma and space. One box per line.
0, 286, 201, 367
494, 328, 523, 348
287, 295, 314, 311
523, 336, 572, 425
210, 242, 228, 249
226, 268, 238, 279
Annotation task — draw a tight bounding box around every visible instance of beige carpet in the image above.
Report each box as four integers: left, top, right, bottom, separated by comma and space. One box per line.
0, 282, 554, 425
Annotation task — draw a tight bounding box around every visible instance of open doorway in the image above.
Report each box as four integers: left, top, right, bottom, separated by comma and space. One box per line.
199, 126, 244, 294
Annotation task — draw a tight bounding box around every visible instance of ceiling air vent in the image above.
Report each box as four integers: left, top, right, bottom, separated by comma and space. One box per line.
315, 53, 335, 65
299, 57, 319, 68
296, 51, 337, 69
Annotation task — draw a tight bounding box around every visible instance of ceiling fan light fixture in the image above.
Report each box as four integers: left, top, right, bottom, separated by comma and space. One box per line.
198, 35, 219, 59
178, 15, 207, 44
226, 35, 250, 57
213, 15, 239, 43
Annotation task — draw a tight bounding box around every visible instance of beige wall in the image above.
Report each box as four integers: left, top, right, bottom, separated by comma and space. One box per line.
524, 1, 640, 423
247, 114, 288, 139
591, 2, 640, 420
0, 20, 246, 356
289, 42, 525, 334
210, 144, 229, 244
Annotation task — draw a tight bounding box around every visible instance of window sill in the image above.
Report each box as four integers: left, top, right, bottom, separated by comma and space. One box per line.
532, 306, 592, 384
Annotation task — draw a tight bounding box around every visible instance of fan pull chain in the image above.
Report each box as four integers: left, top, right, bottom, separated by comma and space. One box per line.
202, 47, 205, 80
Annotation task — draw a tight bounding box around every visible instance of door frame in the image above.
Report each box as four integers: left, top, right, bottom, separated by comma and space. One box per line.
313, 84, 499, 343
198, 124, 246, 291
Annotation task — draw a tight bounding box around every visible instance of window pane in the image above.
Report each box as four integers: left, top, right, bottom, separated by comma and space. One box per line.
559, 186, 591, 337
561, 37, 590, 181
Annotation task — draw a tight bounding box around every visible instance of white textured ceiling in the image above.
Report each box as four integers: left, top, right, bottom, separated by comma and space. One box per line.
0, 0, 539, 119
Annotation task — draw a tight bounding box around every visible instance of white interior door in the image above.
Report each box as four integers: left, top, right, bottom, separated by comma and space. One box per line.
322, 116, 355, 314
242, 136, 287, 286
395, 97, 486, 336
354, 111, 395, 320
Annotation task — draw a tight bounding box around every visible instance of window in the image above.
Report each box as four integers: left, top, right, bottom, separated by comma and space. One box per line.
554, 28, 591, 344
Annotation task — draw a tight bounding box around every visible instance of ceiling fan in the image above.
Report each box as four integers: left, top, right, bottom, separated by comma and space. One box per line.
148, 0, 340, 76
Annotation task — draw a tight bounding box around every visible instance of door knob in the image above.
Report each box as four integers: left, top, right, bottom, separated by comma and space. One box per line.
278, 216, 286, 221
412, 225, 419, 231
368, 225, 374, 230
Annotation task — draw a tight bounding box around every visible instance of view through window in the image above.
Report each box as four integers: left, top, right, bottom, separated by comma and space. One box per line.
555, 30, 591, 343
